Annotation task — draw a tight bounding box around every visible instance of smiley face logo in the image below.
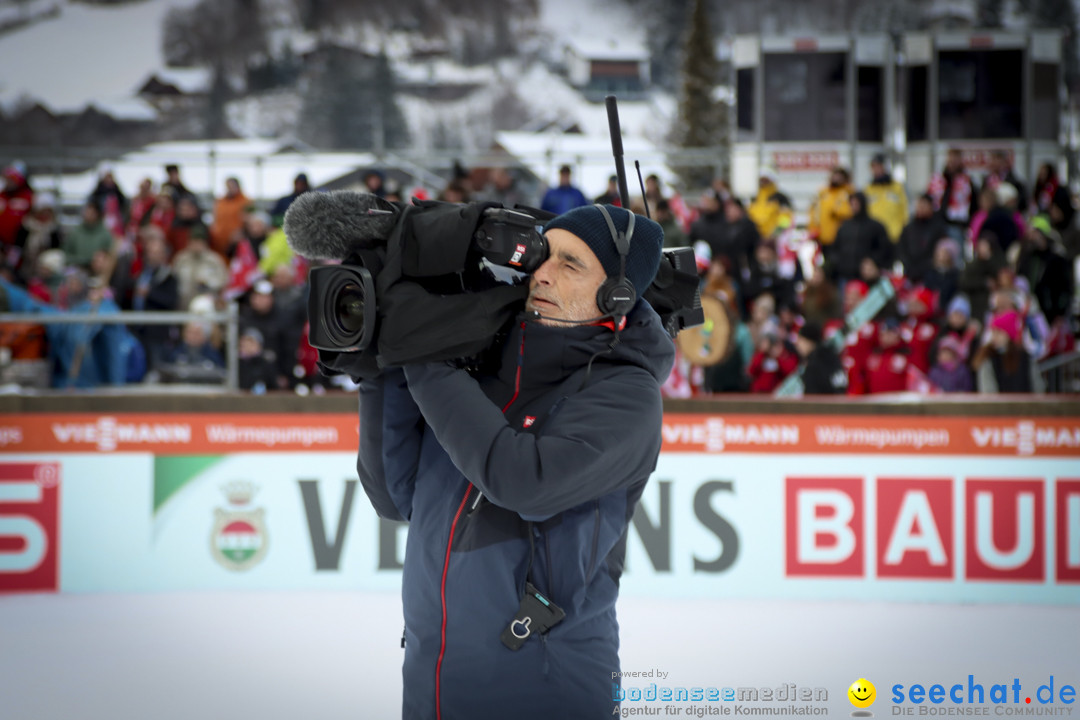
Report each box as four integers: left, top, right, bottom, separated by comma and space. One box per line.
848, 678, 876, 709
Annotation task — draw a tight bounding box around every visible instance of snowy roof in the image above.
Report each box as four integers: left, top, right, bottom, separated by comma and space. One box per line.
87, 97, 159, 122
394, 59, 498, 86
495, 130, 677, 200
138, 67, 212, 95
564, 36, 648, 62
0, 0, 201, 113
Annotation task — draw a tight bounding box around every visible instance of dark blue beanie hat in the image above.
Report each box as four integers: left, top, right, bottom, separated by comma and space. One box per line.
543, 204, 664, 299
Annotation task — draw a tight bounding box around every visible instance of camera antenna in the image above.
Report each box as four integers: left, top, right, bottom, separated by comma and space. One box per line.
605, 95, 632, 209
635, 160, 651, 219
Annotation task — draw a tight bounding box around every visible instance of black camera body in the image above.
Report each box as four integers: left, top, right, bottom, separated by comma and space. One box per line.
307, 204, 546, 357
302, 198, 703, 377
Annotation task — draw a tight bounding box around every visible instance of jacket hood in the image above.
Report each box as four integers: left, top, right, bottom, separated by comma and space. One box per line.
504, 299, 675, 387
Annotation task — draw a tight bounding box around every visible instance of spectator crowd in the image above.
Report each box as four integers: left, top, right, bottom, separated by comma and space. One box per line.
0, 150, 1076, 395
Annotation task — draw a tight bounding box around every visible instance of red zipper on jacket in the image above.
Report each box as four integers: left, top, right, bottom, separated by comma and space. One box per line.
501, 322, 527, 413
435, 322, 526, 717
435, 484, 472, 720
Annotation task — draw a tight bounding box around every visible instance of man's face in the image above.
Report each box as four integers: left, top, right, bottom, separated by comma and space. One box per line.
559, 170, 572, 187
526, 228, 607, 326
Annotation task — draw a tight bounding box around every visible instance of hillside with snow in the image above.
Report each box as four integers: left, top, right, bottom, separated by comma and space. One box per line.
0, 0, 671, 145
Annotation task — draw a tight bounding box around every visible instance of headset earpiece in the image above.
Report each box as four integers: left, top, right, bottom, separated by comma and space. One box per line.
594, 205, 635, 319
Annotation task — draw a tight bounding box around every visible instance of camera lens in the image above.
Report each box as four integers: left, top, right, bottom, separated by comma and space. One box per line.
334, 283, 366, 334
308, 264, 377, 352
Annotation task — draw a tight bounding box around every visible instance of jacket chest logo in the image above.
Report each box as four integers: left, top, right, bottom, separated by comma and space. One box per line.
523, 416, 537, 428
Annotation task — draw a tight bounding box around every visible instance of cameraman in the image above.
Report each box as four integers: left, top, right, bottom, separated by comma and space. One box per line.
356, 205, 672, 718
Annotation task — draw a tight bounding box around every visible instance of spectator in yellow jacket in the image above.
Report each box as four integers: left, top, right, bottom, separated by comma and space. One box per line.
748, 167, 790, 239
864, 153, 908, 244
808, 167, 854, 247
257, 225, 296, 278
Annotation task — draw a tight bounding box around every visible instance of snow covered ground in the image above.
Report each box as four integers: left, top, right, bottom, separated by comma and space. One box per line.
1, 591, 1077, 719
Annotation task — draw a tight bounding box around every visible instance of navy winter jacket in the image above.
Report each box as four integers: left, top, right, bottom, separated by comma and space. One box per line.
356, 301, 675, 719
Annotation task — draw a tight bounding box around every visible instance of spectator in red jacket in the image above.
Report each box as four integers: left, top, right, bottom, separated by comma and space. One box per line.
865, 317, 911, 394
747, 321, 800, 393
0, 162, 34, 250
899, 286, 939, 374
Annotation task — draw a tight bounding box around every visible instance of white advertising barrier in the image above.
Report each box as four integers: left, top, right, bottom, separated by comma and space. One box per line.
1, 451, 1077, 601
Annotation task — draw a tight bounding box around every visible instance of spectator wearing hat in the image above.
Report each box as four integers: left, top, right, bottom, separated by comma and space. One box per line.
796, 321, 847, 395
128, 229, 179, 368
173, 231, 228, 310
89, 166, 128, 240
746, 318, 799, 393
972, 310, 1037, 393
127, 178, 157, 238
477, 168, 530, 209
1016, 216, 1074, 324
748, 167, 790, 239
162, 164, 195, 206
27, 249, 66, 304
1034, 163, 1060, 216
1046, 185, 1079, 261
831, 191, 892, 289
865, 153, 908, 244
936, 294, 980, 361
864, 316, 911, 394
239, 279, 291, 389
721, 196, 760, 288
972, 184, 1024, 257
593, 175, 620, 206
959, 234, 1006, 322
12, 192, 62, 285
237, 327, 279, 392
689, 189, 728, 261
63, 202, 116, 271
0, 162, 34, 249
981, 150, 1028, 215
923, 238, 962, 314
808, 166, 854, 253
271, 173, 311, 226
927, 148, 977, 234
898, 194, 949, 285
898, 286, 940, 374
170, 196, 209, 256
363, 169, 387, 198
656, 199, 688, 248
209, 177, 250, 257
929, 335, 973, 393
240, 208, 272, 258
163, 320, 225, 372
540, 164, 589, 216
743, 240, 794, 315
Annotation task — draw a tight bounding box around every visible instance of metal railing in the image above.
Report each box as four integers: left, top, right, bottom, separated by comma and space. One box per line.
0, 305, 240, 391
1037, 350, 1080, 394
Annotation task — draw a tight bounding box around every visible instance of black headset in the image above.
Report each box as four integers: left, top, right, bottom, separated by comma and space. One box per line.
593, 204, 636, 320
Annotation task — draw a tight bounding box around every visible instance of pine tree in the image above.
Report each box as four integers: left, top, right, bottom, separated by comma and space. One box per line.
669, 0, 730, 189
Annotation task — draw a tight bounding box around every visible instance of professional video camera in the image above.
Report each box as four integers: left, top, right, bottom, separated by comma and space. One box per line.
283, 192, 702, 376
283, 96, 703, 378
